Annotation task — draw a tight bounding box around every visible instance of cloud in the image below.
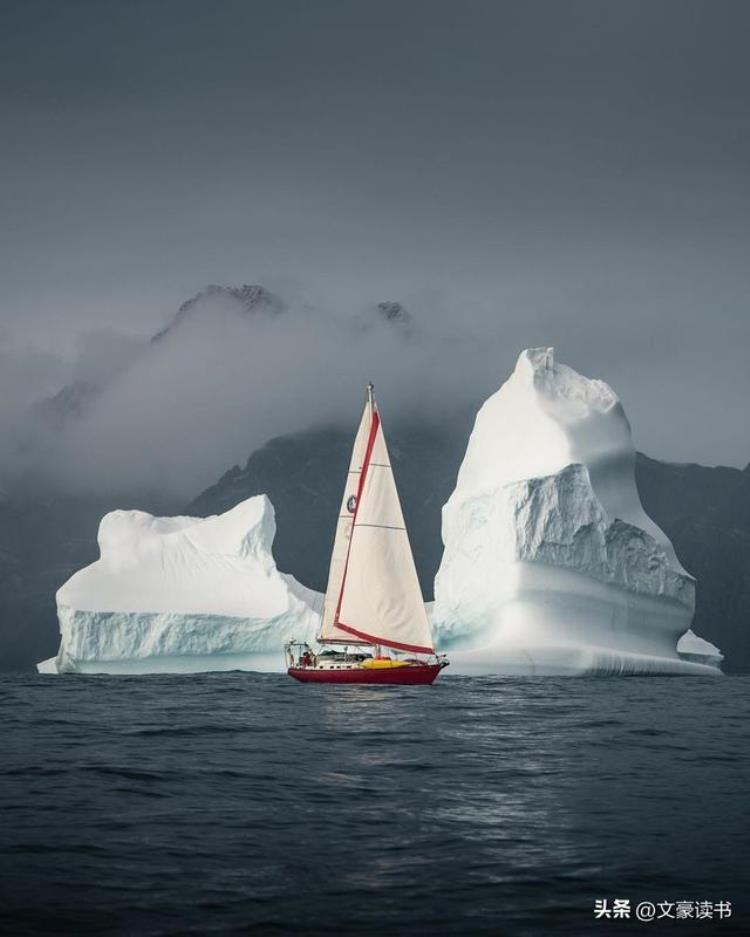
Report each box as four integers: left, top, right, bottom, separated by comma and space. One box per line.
3, 269, 749, 503
12, 288, 506, 499
1, 3, 748, 491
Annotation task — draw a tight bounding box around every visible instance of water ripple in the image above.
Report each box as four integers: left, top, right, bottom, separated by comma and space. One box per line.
0, 672, 748, 936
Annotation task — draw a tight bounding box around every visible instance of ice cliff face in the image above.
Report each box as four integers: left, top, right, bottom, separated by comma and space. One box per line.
40, 496, 322, 674
433, 348, 722, 675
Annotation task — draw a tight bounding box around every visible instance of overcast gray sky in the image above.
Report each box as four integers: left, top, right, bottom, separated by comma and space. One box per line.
1, 0, 748, 476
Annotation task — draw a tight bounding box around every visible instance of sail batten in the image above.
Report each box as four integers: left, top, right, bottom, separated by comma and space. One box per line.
319, 385, 434, 656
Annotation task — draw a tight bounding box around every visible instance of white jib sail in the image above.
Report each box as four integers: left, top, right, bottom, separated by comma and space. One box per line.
336, 405, 434, 655
318, 393, 373, 643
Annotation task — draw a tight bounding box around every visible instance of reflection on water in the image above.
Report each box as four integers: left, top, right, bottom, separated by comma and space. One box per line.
0, 673, 748, 935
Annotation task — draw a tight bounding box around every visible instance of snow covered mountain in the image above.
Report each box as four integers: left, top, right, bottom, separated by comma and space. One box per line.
432, 348, 722, 675
39, 496, 321, 674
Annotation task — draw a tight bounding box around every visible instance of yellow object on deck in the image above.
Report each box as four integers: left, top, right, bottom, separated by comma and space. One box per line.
361, 657, 410, 670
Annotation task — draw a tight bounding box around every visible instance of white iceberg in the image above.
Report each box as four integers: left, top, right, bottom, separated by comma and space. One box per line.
676, 629, 723, 668
38, 496, 322, 674
432, 347, 723, 675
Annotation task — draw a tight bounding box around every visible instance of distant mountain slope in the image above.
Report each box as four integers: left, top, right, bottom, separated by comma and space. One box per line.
635, 455, 750, 674
150, 284, 283, 343
186, 419, 472, 600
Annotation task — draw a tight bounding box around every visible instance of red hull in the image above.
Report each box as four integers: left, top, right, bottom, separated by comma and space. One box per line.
288, 663, 446, 685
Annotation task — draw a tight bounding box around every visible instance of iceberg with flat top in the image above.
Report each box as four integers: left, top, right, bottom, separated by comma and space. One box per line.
39, 496, 322, 674
432, 348, 723, 675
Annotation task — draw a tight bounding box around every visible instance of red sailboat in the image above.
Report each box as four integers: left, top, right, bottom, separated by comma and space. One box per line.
286, 383, 448, 685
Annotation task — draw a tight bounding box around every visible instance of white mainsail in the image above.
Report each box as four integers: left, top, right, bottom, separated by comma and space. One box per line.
318, 384, 434, 655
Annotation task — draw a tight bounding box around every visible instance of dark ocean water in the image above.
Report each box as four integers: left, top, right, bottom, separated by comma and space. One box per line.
0, 673, 747, 937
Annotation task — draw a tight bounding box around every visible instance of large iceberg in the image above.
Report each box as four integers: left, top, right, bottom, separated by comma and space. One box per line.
39, 496, 322, 674
432, 348, 723, 675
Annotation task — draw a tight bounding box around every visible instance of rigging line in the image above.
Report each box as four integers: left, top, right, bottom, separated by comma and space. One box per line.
353, 523, 405, 531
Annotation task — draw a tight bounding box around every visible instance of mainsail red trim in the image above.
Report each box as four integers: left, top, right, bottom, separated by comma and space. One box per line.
355, 409, 380, 510
336, 621, 434, 656
333, 407, 380, 627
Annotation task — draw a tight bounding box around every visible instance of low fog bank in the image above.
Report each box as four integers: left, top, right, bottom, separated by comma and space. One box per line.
1, 281, 748, 504
0, 287, 508, 500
